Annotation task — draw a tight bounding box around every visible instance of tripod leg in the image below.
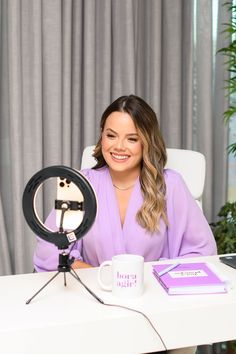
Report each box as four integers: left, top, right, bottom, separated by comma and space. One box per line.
26, 271, 61, 304
64, 272, 67, 286
69, 267, 104, 304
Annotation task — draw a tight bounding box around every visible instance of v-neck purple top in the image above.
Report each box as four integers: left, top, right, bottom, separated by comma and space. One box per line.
33, 167, 217, 272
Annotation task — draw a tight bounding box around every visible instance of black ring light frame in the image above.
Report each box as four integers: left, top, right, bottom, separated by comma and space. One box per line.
22, 165, 97, 250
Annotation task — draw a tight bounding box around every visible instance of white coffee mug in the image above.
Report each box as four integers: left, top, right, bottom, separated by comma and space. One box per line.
97, 254, 144, 298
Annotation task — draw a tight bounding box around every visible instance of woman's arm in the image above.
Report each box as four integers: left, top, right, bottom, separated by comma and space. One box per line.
166, 170, 217, 258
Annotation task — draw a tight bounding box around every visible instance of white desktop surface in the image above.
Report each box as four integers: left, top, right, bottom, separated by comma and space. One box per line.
0, 255, 236, 354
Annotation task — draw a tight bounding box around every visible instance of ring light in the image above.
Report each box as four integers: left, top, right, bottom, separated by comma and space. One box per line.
22, 165, 97, 249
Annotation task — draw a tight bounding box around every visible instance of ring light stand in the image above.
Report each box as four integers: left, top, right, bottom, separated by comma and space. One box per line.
22, 165, 98, 304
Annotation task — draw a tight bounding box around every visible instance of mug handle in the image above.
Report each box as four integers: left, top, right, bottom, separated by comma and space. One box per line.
97, 260, 112, 291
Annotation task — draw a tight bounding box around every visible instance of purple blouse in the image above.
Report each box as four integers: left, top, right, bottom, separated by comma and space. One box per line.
33, 167, 217, 272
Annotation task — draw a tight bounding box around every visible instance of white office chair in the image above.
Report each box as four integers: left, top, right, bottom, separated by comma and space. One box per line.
81, 145, 206, 209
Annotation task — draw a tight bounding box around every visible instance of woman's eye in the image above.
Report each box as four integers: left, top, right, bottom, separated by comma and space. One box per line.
106, 134, 116, 139
128, 137, 138, 142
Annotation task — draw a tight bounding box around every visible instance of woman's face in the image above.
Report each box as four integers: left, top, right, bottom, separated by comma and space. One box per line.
101, 111, 143, 175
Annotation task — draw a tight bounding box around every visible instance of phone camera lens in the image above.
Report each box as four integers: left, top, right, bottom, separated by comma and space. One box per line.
59, 182, 65, 187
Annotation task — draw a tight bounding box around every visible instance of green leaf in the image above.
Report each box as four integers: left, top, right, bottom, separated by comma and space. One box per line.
227, 143, 236, 156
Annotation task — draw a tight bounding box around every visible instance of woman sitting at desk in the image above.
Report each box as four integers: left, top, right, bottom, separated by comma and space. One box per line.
34, 94, 217, 354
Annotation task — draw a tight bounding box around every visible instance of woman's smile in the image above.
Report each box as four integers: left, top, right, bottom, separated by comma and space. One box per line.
110, 152, 131, 162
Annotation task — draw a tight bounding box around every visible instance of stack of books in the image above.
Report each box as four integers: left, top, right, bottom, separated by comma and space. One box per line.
152, 262, 227, 295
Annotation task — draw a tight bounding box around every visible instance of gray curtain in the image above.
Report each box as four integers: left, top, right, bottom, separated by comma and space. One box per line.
0, 0, 229, 275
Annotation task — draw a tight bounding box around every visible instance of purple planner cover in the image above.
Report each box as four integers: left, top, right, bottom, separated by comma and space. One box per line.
152, 262, 227, 294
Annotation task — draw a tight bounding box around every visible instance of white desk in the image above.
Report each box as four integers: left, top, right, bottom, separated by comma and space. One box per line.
0, 255, 236, 354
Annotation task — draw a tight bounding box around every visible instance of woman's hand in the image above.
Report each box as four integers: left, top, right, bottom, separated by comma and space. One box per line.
72, 260, 93, 269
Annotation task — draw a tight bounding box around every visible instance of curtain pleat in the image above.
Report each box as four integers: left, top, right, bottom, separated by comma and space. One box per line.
0, 195, 12, 275
213, 0, 230, 219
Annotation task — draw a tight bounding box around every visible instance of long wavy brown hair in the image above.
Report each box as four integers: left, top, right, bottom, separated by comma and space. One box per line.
93, 95, 167, 233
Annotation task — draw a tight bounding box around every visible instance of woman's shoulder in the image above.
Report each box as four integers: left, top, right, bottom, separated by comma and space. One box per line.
164, 168, 188, 191
164, 168, 183, 183
80, 166, 108, 182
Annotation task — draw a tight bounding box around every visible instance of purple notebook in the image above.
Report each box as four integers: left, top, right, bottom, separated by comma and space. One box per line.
152, 262, 227, 295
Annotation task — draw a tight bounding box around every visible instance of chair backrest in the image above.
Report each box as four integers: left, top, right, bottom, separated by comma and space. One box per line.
165, 149, 205, 209
81, 145, 206, 209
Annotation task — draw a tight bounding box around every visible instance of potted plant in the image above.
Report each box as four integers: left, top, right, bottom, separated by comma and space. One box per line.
213, 1, 236, 252
211, 201, 236, 254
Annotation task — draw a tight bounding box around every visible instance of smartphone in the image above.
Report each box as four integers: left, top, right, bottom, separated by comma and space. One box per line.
55, 177, 84, 231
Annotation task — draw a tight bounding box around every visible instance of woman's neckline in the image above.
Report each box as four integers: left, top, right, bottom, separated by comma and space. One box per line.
112, 183, 135, 191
